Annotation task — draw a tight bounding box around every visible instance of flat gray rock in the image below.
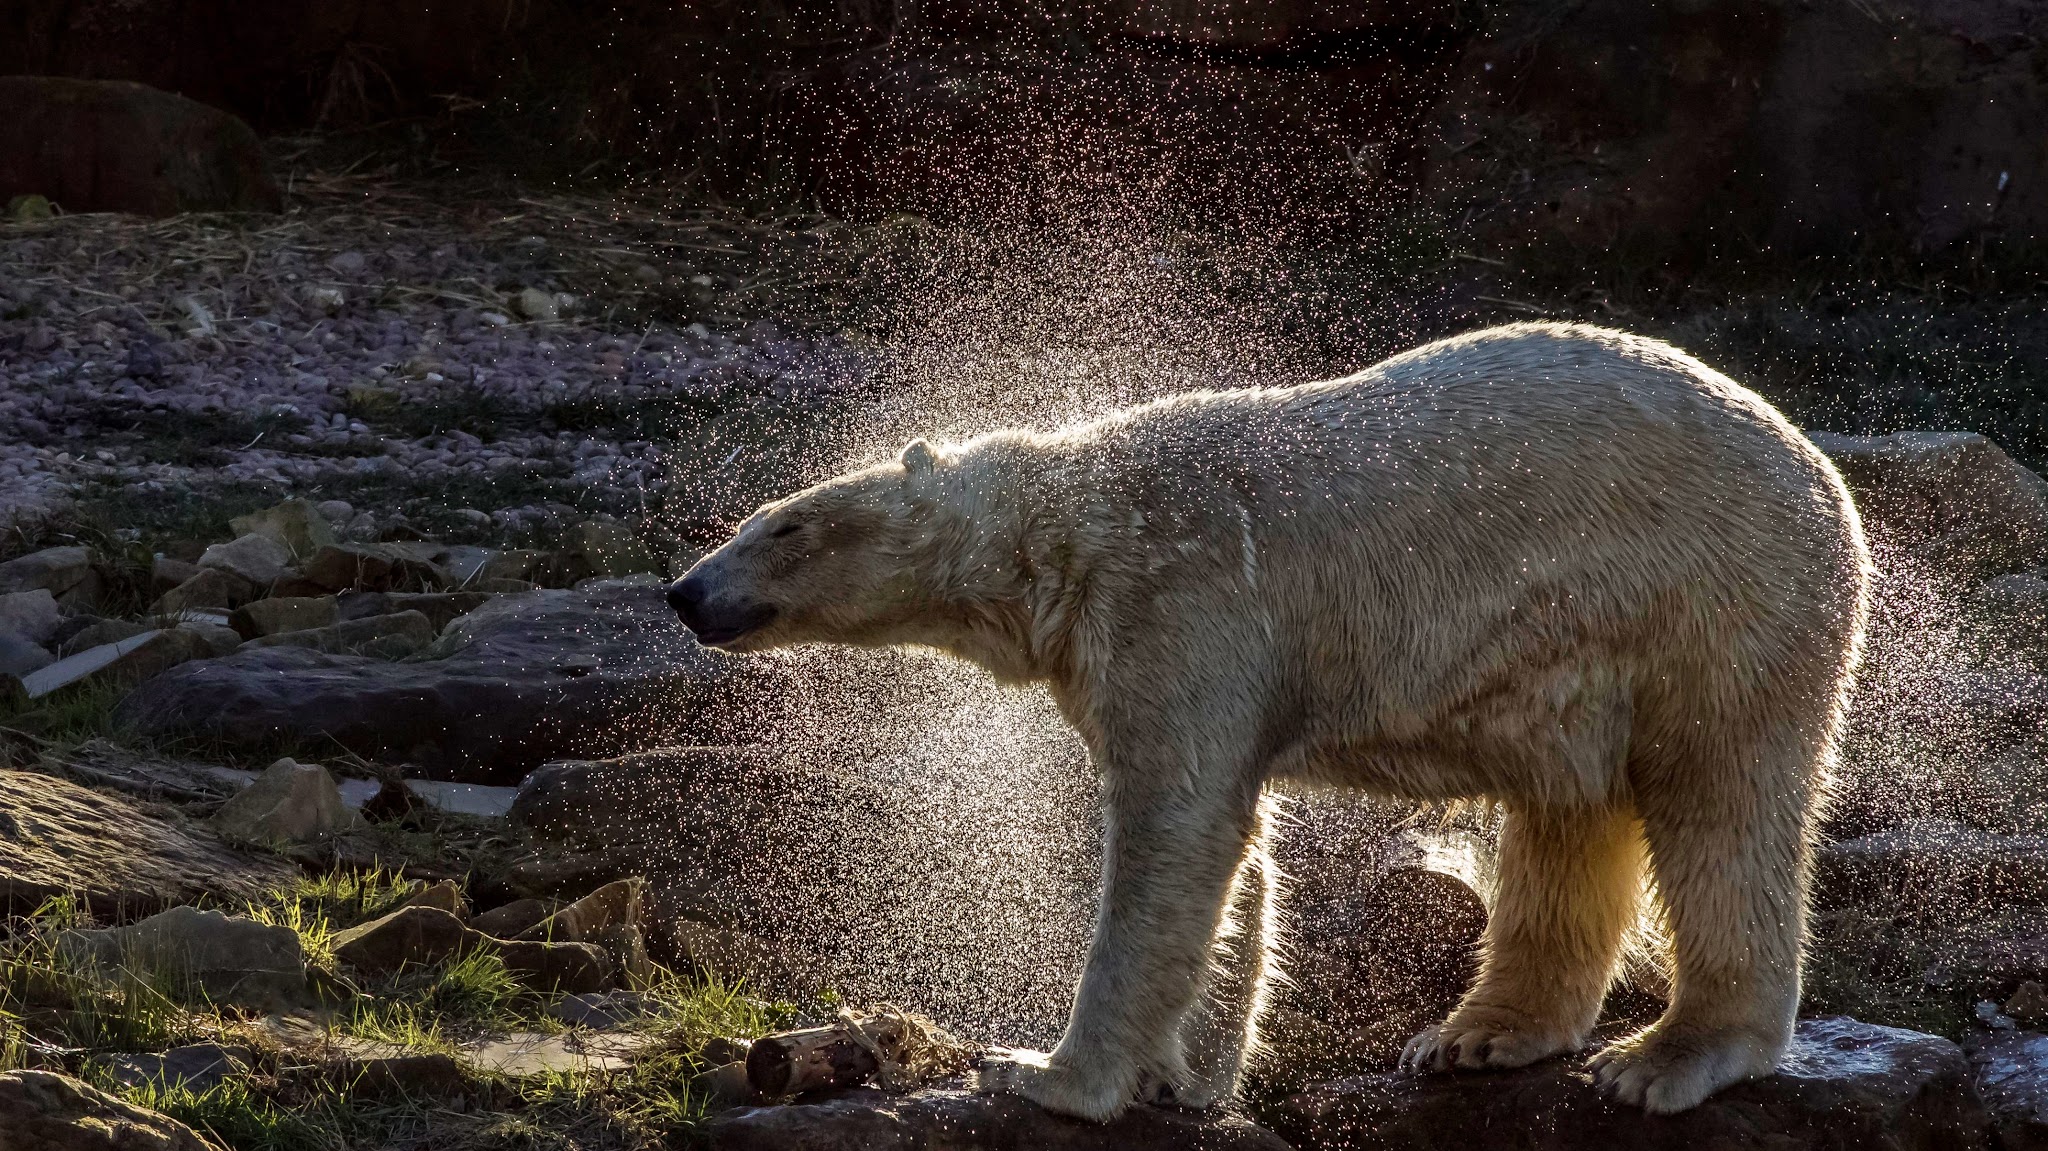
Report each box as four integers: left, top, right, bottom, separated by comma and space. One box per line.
113, 582, 758, 782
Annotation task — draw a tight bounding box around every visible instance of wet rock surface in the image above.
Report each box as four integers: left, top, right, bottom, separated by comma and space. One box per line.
113, 582, 756, 781
1970, 1031, 2048, 1151
0, 768, 296, 915
704, 1080, 1291, 1151
1266, 1017, 1988, 1151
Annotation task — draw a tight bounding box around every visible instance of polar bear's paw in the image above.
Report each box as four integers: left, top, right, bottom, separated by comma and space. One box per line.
1400, 1007, 1581, 1073
976, 1048, 1133, 1123
1590, 1025, 1777, 1113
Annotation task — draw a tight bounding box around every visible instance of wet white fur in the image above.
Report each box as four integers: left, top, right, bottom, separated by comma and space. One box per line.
684, 322, 1873, 1120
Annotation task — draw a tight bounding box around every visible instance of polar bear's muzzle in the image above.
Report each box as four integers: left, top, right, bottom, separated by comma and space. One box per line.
667, 575, 780, 648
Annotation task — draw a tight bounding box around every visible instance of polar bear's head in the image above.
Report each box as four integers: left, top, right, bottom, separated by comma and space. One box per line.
667, 439, 949, 653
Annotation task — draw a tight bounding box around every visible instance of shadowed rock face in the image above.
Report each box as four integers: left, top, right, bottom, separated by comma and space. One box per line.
1265, 1017, 1990, 1151
0, 77, 278, 216
112, 582, 764, 783
703, 1080, 1292, 1151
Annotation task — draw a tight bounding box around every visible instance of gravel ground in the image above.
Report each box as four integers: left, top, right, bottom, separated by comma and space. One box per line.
0, 163, 870, 551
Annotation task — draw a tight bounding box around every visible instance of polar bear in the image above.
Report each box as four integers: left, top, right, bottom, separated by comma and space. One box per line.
667, 322, 1872, 1120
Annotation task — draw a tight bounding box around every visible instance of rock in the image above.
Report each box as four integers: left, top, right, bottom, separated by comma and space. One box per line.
487, 850, 634, 903
317, 1051, 475, 1101
104, 1044, 253, 1093
228, 500, 337, 560
0, 632, 53, 679
471, 898, 558, 939
182, 623, 242, 658
0, 77, 280, 215
150, 567, 257, 614
704, 1080, 1291, 1150
494, 939, 616, 994
2008, 983, 2048, 1027
666, 918, 797, 989
335, 590, 493, 632
331, 903, 611, 992
115, 583, 757, 781
593, 922, 654, 987
331, 906, 478, 976
59, 906, 306, 1007
516, 287, 558, 321
210, 758, 365, 846
1816, 818, 2048, 913
21, 629, 214, 700
298, 544, 441, 593
0, 545, 98, 608
1811, 431, 2048, 581
463, 1029, 653, 1076
556, 521, 660, 584
515, 877, 643, 943
551, 990, 655, 1030
150, 556, 200, 596
0, 1069, 224, 1151
0, 768, 296, 916
196, 533, 292, 589
228, 596, 339, 639
243, 610, 435, 658
1267, 1017, 1986, 1150
1975, 574, 2048, 656
398, 879, 470, 918
1970, 1031, 2048, 1151
58, 618, 151, 657
0, 589, 64, 646
1424, 0, 2048, 264
480, 550, 549, 583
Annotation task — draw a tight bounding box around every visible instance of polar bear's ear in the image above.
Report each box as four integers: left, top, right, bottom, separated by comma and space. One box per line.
900, 438, 938, 475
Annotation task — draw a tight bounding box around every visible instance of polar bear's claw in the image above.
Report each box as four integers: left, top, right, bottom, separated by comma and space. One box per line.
1402, 1008, 1581, 1075
1590, 1027, 1777, 1113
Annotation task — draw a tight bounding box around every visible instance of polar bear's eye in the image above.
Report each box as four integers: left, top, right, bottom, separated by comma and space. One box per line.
770, 522, 801, 539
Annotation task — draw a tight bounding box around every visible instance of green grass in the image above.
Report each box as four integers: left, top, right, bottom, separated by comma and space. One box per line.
119, 1076, 342, 1151
3, 873, 794, 1149
0, 896, 200, 1055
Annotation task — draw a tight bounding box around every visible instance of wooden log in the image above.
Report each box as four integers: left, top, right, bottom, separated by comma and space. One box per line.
745, 1024, 879, 1097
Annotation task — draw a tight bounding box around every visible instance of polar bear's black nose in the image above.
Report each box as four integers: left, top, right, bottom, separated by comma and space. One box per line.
667, 576, 707, 626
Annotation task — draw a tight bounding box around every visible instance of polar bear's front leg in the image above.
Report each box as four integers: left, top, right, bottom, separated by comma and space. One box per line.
979, 769, 1261, 1122
1173, 793, 1285, 1108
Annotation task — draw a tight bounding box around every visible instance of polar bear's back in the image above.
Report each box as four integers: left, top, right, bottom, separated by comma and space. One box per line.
1038, 322, 1870, 785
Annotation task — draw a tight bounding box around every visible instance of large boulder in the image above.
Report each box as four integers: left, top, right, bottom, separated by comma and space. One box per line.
1424, 0, 2048, 264
0, 77, 279, 216
704, 1080, 1291, 1151
1266, 1017, 1989, 1150
1811, 431, 2048, 581
112, 581, 759, 782
0, 768, 296, 916
0, 1070, 223, 1151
